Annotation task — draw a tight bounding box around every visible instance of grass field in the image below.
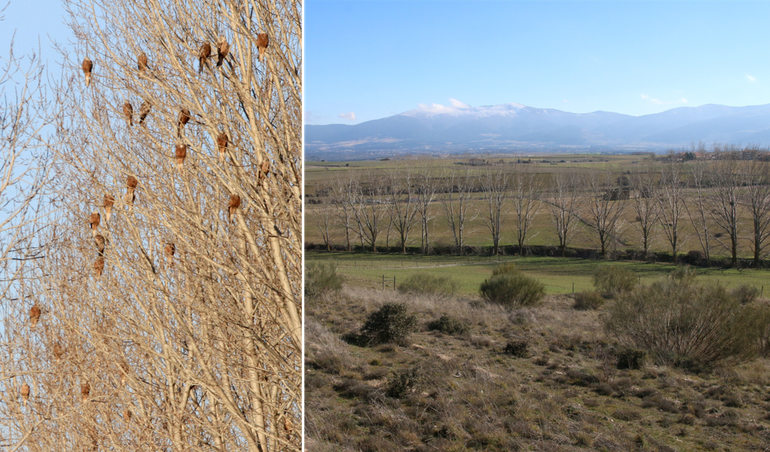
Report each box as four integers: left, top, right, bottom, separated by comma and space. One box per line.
306, 251, 770, 295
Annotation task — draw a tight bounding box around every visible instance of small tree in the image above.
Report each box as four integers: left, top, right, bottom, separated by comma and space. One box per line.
480, 265, 545, 308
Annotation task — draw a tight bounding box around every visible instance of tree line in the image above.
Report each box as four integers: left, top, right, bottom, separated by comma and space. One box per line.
309, 148, 770, 268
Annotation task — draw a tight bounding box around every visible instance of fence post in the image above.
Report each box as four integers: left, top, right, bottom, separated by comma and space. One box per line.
382, 275, 385, 290
394, 276, 396, 291
572, 282, 575, 294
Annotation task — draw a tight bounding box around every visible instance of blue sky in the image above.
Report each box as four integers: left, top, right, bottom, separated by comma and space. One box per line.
1, 0, 68, 67
305, 0, 770, 125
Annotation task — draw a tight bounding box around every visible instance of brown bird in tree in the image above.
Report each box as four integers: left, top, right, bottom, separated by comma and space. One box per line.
81, 381, 90, 403
199, 42, 211, 73
137, 51, 148, 73
124, 408, 132, 420
89, 211, 100, 237
123, 101, 133, 127
119, 360, 129, 386
29, 305, 41, 327
164, 242, 175, 259
82, 57, 93, 86
257, 33, 269, 62
175, 144, 187, 170
125, 176, 138, 208
139, 100, 151, 124
284, 416, 292, 433
21, 383, 30, 407
217, 35, 230, 67
228, 194, 241, 222
103, 194, 115, 222
52, 342, 65, 360
94, 257, 105, 278
259, 159, 270, 181
217, 132, 228, 163
94, 234, 106, 255
177, 108, 190, 138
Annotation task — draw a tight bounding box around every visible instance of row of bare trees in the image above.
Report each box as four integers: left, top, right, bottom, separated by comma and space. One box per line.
2, 0, 301, 451
310, 154, 770, 267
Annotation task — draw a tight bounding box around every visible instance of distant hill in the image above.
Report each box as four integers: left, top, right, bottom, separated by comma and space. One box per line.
305, 103, 770, 160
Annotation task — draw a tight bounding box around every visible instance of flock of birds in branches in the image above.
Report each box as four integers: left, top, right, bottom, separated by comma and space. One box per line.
18, 32, 273, 409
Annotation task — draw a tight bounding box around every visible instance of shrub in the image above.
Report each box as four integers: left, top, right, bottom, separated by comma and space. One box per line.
386, 367, 421, 398
616, 348, 647, 370
491, 262, 518, 276
670, 265, 697, 283
605, 279, 768, 368
730, 284, 760, 304
593, 266, 637, 295
305, 262, 344, 298
360, 302, 417, 345
398, 273, 458, 298
573, 291, 605, 310
503, 340, 530, 358
427, 314, 468, 335
479, 272, 545, 308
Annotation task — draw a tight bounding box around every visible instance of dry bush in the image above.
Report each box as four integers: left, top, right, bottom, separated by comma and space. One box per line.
573, 291, 605, 310
480, 268, 545, 308
593, 266, 637, 295
306, 262, 344, 298
360, 302, 418, 345
606, 279, 770, 369
398, 272, 458, 298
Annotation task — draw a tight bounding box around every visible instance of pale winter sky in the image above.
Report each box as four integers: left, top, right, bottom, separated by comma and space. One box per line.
305, 0, 770, 124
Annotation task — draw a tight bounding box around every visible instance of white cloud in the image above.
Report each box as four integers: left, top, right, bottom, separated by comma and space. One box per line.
416, 102, 456, 114
747, 74, 757, 82
562, 99, 570, 103
449, 98, 470, 109
338, 112, 356, 121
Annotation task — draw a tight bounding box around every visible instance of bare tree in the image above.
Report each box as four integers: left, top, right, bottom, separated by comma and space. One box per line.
0, 40, 55, 452
549, 170, 581, 257
708, 154, 745, 267
478, 165, 510, 256
352, 171, 387, 253
629, 165, 659, 257
4, 0, 302, 451
744, 154, 770, 267
511, 163, 542, 254
414, 163, 438, 254
584, 168, 625, 257
684, 153, 713, 265
329, 175, 357, 252
440, 167, 476, 254
657, 161, 686, 263
386, 165, 418, 254
310, 185, 334, 251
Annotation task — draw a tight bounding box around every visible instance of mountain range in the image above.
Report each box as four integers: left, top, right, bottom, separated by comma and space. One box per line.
305, 102, 770, 160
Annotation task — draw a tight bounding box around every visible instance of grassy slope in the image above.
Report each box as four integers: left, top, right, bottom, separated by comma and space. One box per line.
306, 285, 770, 452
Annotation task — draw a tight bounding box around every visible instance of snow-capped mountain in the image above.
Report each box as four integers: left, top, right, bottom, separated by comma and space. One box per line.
305, 102, 770, 160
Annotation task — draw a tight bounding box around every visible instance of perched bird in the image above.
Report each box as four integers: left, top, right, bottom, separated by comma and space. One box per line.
21, 383, 30, 407
89, 211, 100, 237
284, 416, 292, 433
177, 109, 190, 138
198, 42, 211, 73
94, 257, 105, 278
216, 36, 230, 67
228, 194, 241, 222
94, 234, 106, 255
81, 381, 90, 403
123, 101, 133, 127
164, 242, 175, 259
257, 33, 269, 62
82, 57, 93, 86
217, 132, 228, 163
137, 51, 148, 73
139, 100, 151, 124
52, 342, 65, 360
119, 360, 129, 386
259, 159, 270, 181
103, 194, 115, 222
29, 305, 41, 327
175, 144, 187, 170
125, 176, 138, 208
124, 408, 132, 420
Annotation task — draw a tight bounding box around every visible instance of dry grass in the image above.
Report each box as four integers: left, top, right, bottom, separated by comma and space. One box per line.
307, 285, 770, 451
